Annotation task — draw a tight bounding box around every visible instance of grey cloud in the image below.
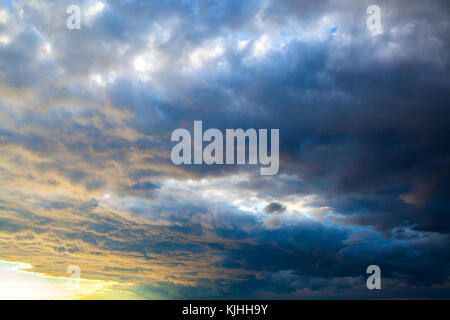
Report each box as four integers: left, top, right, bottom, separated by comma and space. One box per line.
264, 202, 286, 214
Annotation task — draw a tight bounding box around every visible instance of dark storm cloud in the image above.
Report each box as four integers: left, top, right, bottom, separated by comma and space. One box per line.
125, 0, 450, 236
129, 220, 450, 298
264, 202, 286, 214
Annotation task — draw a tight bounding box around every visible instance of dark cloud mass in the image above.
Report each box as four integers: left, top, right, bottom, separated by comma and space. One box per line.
264, 202, 286, 214
0, 0, 449, 299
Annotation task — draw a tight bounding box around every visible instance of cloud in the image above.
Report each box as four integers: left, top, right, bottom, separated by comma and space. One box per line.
264, 216, 282, 229
0, 0, 449, 299
264, 202, 286, 214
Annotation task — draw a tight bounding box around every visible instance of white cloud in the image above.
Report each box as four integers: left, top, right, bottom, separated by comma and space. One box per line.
0, 8, 11, 24
189, 43, 225, 69
0, 35, 11, 45
84, 1, 106, 25
133, 54, 154, 81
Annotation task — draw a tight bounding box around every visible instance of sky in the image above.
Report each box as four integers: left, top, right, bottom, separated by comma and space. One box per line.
0, 0, 449, 299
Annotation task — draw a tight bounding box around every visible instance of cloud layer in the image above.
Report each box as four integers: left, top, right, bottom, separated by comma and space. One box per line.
0, 0, 449, 298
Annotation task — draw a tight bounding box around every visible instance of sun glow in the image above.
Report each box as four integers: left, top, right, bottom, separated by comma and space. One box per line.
0, 260, 120, 300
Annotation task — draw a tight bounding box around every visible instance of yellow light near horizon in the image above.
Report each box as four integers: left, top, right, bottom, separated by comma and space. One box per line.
0, 260, 119, 300
0, 263, 65, 300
